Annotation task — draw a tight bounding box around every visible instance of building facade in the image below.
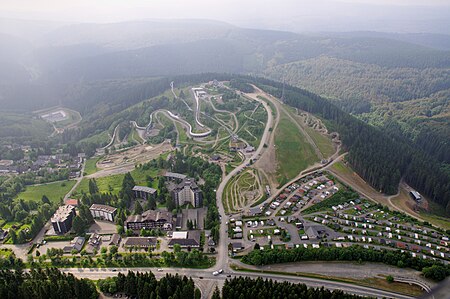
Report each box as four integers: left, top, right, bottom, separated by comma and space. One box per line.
171, 178, 203, 208
132, 186, 157, 200
125, 210, 173, 231
51, 205, 76, 234
89, 204, 117, 222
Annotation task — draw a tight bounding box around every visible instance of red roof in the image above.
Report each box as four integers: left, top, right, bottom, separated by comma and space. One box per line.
65, 199, 79, 206
396, 242, 406, 249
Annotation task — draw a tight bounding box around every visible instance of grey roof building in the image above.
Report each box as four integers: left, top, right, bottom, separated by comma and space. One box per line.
171, 178, 203, 208
51, 205, 76, 234
133, 186, 157, 200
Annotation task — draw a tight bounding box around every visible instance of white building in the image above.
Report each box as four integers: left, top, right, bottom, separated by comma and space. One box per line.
89, 204, 117, 222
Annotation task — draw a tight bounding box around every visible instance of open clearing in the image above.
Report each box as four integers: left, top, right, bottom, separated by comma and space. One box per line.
74, 166, 160, 197
223, 169, 263, 213
275, 110, 318, 184
93, 141, 173, 177
330, 161, 450, 230
15, 180, 77, 204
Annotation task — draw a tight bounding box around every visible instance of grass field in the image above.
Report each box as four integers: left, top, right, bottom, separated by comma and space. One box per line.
275, 111, 318, 183
84, 157, 100, 175
74, 167, 160, 196
304, 126, 335, 158
330, 161, 353, 175
175, 122, 189, 144
15, 180, 77, 204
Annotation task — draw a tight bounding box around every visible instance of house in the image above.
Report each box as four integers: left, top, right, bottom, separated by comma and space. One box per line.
248, 207, 262, 216
124, 237, 157, 249
51, 205, 76, 234
305, 226, 323, 240
171, 178, 203, 207
168, 231, 201, 249
88, 233, 102, 248
63, 236, 85, 253
133, 186, 157, 200
90, 204, 117, 222
125, 210, 173, 231
232, 242, 244, 253
109, 233, 121, 246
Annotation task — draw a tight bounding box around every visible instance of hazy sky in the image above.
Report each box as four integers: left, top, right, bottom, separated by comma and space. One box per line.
1, 0, 450, 33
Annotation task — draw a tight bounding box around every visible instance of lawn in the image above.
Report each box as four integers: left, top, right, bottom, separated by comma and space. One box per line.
175, 122, 189, 144
84, 157, 100, 175
275, 111, 318, 183
304, 126, 335, 158
74, 167, 160, 197
15, 180, 77, 204
330, 161, 353, 175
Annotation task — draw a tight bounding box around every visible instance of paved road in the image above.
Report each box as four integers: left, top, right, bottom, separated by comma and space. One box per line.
215, 89, 275, 272
62, 267, 414, 299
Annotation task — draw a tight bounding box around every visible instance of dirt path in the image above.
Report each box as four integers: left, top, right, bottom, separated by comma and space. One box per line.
245, 88, 280, 192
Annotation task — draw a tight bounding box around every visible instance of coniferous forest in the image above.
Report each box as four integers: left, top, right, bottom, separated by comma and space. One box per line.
217, 277, 369, 299
234, 76, 450, 213
0, 268, 98, 299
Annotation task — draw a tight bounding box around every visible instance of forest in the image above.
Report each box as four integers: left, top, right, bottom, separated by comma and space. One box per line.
231, 76, 450, 214
241, 245, 450, 281
0, 268, 98, 299
216, 277, 368, 299
98, 271, 200, 299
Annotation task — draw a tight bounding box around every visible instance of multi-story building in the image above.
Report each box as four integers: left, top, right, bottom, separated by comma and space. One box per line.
51, 205, 76, 234
171, 178, 203, 208
89, 204, 117, 222
132, 186, 157, 200
125, 210, 173, 231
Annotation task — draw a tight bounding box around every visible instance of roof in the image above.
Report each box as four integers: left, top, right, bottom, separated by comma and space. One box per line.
164, 172, 187, 180
90, 204, 117, 214
168, 238, 199, 247
132, 185, 157, 194
51, 205, 75, 223
125, 237, 157, 247
65, 199, 79, 206
172, 231, 188, 239
232, 242, 243, 249
109, 233, 121, 246
126, 210, 172, 223
174, 178, 200, 191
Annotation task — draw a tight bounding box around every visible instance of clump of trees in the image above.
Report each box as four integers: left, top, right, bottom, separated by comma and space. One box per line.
169, 151, 222, 242
241, 245, 450, 281
98, 271, 200, 299
220, 276, 367, 299
0, 268, 98, 299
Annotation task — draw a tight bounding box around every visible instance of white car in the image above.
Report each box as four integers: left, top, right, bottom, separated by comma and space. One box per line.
218, 269, 223, 274
213, 271, 219, 276
157, 268, 163, 272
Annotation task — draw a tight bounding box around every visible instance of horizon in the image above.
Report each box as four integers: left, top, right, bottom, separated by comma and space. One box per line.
1, 0, 450, 34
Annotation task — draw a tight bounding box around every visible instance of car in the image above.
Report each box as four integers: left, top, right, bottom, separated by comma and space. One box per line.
212, 271, 219, 276
226, 275, 231, 278
111, 269, 117, 272
199, 276, 203, 279
157, 268, 163, 272
218, 269, 223, 274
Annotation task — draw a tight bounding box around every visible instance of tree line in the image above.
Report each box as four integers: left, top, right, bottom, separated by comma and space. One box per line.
232, 76, 450, 214
0, 268, 98, 299
98, 271, 200, 299
216, 276, 369, 299
241, 245, 450, 281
